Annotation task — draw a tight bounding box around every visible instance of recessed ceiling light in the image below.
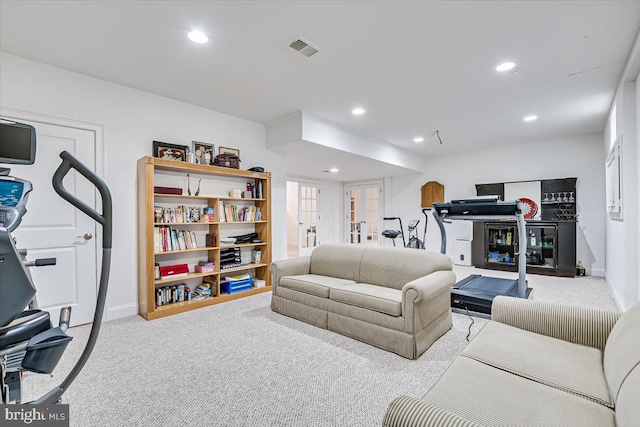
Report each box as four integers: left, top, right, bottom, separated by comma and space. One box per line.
523, 115, 538, 122
496, 62, 516, 72
188, 30, 208, 44
413, 137, 424, 143
329, 168, 339, 173
352, 108, 365, 116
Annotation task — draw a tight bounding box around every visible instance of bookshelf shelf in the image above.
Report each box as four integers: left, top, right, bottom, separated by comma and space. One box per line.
153, 194, 213, 200
219, 263, 268, 274
218, 197, 266, 202
154, 271, 217, 285
155, 246, 218, 255
150, 286, 272, 318
219, 220, 267, 224
154, 194, 267, 202
220, 242, 267, 249
138, 156, 272, 320
153, 222, 217, 225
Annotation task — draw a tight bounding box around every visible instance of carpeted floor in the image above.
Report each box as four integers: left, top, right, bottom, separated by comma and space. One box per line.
21, 267, 617, 426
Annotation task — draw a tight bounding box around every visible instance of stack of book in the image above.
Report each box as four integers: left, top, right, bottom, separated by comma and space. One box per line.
192, 283, 214, 300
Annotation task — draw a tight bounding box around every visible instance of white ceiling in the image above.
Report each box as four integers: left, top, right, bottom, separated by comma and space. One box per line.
1, 1, 639, 173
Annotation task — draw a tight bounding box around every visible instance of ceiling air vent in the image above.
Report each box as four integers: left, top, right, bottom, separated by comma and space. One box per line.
288, 37, 320, 58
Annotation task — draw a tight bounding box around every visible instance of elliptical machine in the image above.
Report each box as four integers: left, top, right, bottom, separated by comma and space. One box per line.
0, 120, 112, 404
382, 208, 429, 249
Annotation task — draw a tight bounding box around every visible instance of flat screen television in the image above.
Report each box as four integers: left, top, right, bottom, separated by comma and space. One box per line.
0, 120, 36, 165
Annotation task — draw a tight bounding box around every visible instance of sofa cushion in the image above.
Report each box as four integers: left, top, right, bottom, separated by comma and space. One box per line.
279, 274, 355, 298
422, 356, 615, 427
359, 246, 452, 290
603, 302, 640, 403
616, 365, 640, 427
462, 321, 612, 407
309, 244, 365, 282
330, 283, 402, 316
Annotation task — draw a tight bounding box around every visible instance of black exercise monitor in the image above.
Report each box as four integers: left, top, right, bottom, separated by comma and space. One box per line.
0, 120, 37, 165
0, 177, 32, 231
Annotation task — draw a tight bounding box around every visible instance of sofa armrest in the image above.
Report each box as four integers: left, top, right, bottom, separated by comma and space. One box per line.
383, 396, 482, 427
492, 296, 621, 351
402, 271, 456, 332
270, 256, 311, 291
402, 271, 456, 304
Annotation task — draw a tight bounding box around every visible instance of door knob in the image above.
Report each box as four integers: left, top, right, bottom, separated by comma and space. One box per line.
79, 233, 93, 240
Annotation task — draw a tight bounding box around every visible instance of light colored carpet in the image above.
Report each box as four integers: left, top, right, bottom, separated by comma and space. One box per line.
21, 269, 617, 426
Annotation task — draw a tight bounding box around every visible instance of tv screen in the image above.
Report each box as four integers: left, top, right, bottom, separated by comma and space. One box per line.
0, 121, 36, 165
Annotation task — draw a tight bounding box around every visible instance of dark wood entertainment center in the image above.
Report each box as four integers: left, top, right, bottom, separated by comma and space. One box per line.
471, 178, 577, 277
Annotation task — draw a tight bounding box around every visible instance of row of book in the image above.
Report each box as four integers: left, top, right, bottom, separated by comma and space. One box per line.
217, 201, 262, 222
156, 283, 189, 307
154, 205, 215, 224
154, 227, 199, 252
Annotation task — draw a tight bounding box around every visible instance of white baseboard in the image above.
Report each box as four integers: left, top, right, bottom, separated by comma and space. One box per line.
604, 274, 627, 312
587, 268, 605, 277
106, 303, 138, 321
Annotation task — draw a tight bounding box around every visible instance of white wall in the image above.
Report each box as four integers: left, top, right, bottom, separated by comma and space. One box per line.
387, 133, 606, 276
0, 52, 287, 320
605, 79, 639, 310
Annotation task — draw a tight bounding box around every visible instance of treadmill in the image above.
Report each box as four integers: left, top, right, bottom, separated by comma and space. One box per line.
432, 196, 532, 318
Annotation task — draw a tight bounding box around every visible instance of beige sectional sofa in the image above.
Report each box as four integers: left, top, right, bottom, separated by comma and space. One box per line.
270, 244, 456, 359
383, 296, 640, 427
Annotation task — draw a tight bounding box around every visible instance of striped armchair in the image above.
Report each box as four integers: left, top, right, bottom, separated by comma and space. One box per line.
383, 297, 640, 427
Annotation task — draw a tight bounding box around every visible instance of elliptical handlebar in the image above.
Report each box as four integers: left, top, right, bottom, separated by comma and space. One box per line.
32, 151, 112, 404
52, 151, 112, 249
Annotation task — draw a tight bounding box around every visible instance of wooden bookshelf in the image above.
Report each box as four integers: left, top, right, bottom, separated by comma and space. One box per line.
137, 156, 272, 320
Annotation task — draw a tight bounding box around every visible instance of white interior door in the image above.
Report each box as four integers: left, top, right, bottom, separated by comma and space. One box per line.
298, 183, 319, 256
345, 183, 383, 245
8, 120, 98, 326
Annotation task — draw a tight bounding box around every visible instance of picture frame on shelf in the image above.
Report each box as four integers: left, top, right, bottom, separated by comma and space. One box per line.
192, 141, 214, 165
218, 146, 240, 158
153, 141, 188, 162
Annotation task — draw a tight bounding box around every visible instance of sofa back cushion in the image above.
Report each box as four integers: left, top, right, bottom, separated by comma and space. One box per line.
359, 246, 452, 290
603, 302, 640, 403
310, 244, 366, 282
615, 364, 640, 427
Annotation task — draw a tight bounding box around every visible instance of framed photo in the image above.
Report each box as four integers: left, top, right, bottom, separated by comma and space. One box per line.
218, 146, 240, 158
153, 141, 188, 162
192, 141, 215, 165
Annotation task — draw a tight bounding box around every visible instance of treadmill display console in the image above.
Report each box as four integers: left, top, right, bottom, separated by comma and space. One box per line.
0, 180, 24, 207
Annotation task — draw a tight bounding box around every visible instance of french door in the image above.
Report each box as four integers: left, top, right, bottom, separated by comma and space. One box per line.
298, 183, 319, 256
345, 182, 383, 245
